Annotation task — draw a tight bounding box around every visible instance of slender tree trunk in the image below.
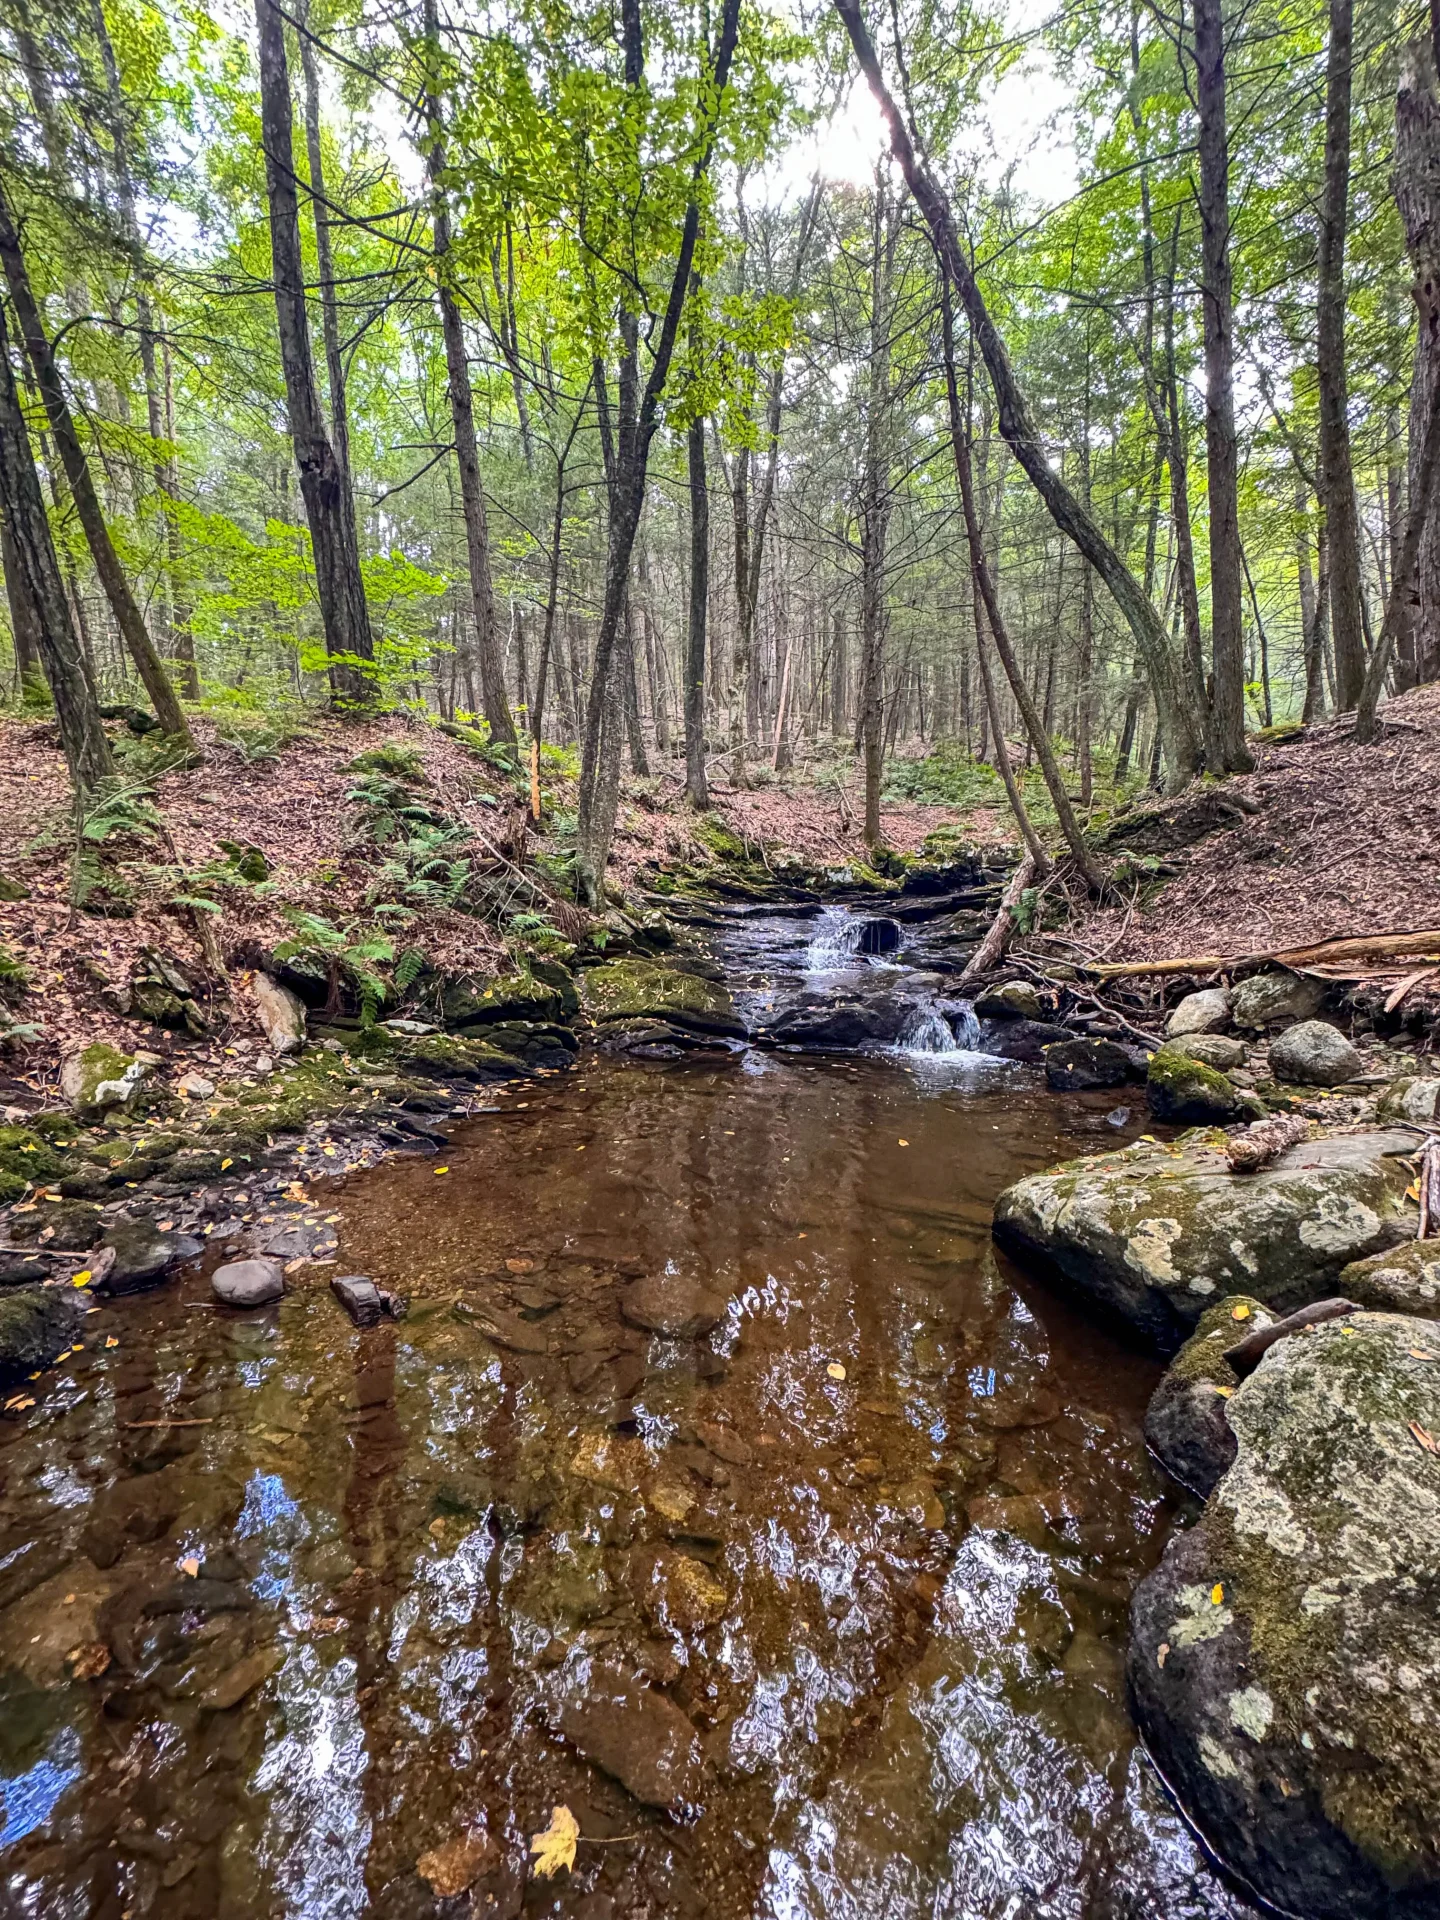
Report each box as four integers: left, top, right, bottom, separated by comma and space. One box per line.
0, 299, 113, 794
1193, 0, 1253, 769
2, 515, 44, 700
1397, 34, 1440, 686
0, 181, 192, 744
1318, 0, 1367, 708
621, 599, 648, 774
1304, 499, 1332, 721
422, 0, 515, 748
298, 0, 351, 484
859, 169, 896, 849
255, 0, 374, 705
684, 414, 710, 806
834, 0, 1201, 788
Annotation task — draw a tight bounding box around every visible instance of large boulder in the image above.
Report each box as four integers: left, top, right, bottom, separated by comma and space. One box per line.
1269, 1019, 1363, 1087
1166, 987, 1232, 1037
581, 960, 743, 1039
1044, 1037, 1135, 1091
973, 980, 1042, 1021
96, 1219, 186, 1294
253, 972, 306, 1056
1143, 1295, 1273, 1496
441, 968, 577, 1030
760, 994, 907, 1050
1341, 1238, 1440, 1317
1169, 1032, 1248, 1072
992, 1127, 1417, 1351
1146, 1044, 1258, 1124
1231, 969, 1326, 1030
1127, 1312, 1440, 1920
0, 1287, 81, 1385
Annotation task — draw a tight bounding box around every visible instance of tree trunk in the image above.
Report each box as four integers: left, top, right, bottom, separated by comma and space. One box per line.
1397, 34, 1440, 687
833, 0, 1202, 788
2, 515, 45, 701
859, 169, 896, 849
0, 182, 193, 745
1318, 0, 1368, 708
1304, 498, 1332, 720
255, 0, 373, 707
1193, 0, 1253, 769
298, 0, 351, 485
422, 0, 515, 748
684, 413, 710, 806
0, 298, 113, 794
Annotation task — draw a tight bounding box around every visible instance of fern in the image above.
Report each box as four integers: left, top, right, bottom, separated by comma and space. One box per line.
394, 947, 427, 992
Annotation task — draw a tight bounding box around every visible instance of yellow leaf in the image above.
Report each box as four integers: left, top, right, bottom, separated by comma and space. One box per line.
898, 1138, 909, 1147
827, 1362, 847, 1381
71, 1270, 92, 1288
1212, 1385, 1234, 1398
105, 1336, 118, 1348
1231, 1304, 1250, 1321
528, 1805, 578, 1879
1211, 1583, 1224, 1605
1407, 1181, 1422, 1202
180, 1556, 200, 1578
434, 1166, 449, 1176
220, 1158, 233, 1171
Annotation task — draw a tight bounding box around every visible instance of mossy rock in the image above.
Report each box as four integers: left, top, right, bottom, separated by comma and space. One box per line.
1146, 1043, 1260, 1124
1128, 1311, 1440, 1919
1340, 1237, 1440, 1316
59, 1044, 149, 1118
0, 1126, 67, 1196
0, 946, 30, 1003
0, 872, 30, 903
993, 1127, 1418, 1352
441, 969, 576, 1030
579, 959, 744, 1037
8, 1199, 105, 1249
0, 1287, 82, 1385
376, 1030, 532, 1085
1376, 1076, 1440, 1125
1144, 1294, 1273, 1496
692, 814, 755, 865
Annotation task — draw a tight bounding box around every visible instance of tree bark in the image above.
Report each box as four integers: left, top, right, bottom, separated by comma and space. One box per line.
1396, 34, 1440, 687
298, 0, 351, 486
1318, 0, 1368, 709
0, 181, 193, 745
684, 413, 710, 806
0, 297, 113, 794
859, 168, 896, 849
254, 0, 374, 706
832, 0, 1202, 789
1193, 0, 1253, 768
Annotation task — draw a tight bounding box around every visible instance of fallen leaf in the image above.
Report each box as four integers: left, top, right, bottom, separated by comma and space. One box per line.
4, 1394, 35, 1412
506, 1257, 535, 1274
1157, 1641, 1170, 1669
67, 1642, 111, 1681
71, 1270, 92, 1288
157, 1220, 174, 1232
220, 1158, 233, 1171
827, 1362, 847, 1381
417, 1831, 493, 1899
1211, 1583, 1225, 1605
105, 1336, 118, 1348
180, 1556, 200, 1578
1410, 1421, 1440, 1457
897, 1138, 909, 1147
1231, 1305, 1250, 1321
1408, 1348, 1436, 1361
529, 1805, 579, 1879
1212, 1385, 1234, 1398
434, 1166, 449, 1176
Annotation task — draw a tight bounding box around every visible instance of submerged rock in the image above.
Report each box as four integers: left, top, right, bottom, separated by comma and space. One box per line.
552, 1667, 706, 1811
992, 1127, 1416, 1350
1165, 987, 1231, 1037
97, 1218, 184, 1294
621, 1275, 724, 1338
212, 1257, 284, 1308
0, 1286, 81, 1384
1143, 1295, 1272, 1496
581, 960, 743, 1038
1268, 1019, 1363, 1087
1146, 1044, 1257, 1124
1044, 1038, 1135, 1091
1127, 1312, 1440, 1920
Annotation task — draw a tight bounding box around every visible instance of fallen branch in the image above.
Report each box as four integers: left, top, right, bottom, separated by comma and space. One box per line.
958, 852, 1037, 985
1222, 1112, 1311, 1174
1079, 927, 1440, 980
1223, 1298, 1361, 1378
1385, 967, 1439, 1014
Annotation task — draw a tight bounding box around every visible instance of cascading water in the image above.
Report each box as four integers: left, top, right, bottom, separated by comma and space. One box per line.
806, 908, 902, 970
951, 1001, 981, 1050
898, 1005, 959, 1054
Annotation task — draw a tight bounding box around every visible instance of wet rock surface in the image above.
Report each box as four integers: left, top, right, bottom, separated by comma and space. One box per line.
0, 1285, 81, 1383
211, 1257, 285, 1308
1143, 1296, 1272, 1496
993, 1126, 1418, 1350
621, 1274, 725, 1338
1044, 1037, 1135, 1091
1128, 1311, 1440, 1920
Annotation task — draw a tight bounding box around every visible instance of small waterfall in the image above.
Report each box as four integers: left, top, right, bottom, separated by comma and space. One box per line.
806, 909, 902, 971
898, 1004, 960, 1055
950, 1000, 981, 1050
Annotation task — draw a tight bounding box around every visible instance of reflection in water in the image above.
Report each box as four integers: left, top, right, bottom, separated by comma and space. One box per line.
0, 1040, 1260, 1920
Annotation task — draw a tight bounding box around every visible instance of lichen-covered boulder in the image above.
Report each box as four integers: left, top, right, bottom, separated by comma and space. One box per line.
1269, 1019, 1362, 1087
1341, 1238, 1440, 1317
973, 980, 1042, 1021
1166, 987, 1232, 1037
992, 1127, 1416, 1351
59, 1043, 148, 1117
1231, 969, 1326, 1030
1143, 1295, 1272, 1496
1146, 1043, 1259, 1124
580, 959, 743, 1038
1127, 1312, 1440, 1920
1169, 1033, 1248, 1072
1377, 1076, 1440, 1125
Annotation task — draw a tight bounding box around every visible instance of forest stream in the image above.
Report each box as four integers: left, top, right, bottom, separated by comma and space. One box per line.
0, 911, 1264, 1920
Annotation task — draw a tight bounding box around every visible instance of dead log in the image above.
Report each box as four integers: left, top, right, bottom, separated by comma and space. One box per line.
1081, 926, 1440, 980
1223, 1298, 1362, 1378
958, 852, 1037, 985
1221, 1112, 1312, 1174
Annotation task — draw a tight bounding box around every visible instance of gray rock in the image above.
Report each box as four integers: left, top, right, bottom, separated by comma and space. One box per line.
760, 994, 907, 1050
212, 1257, 284, 1308
1268, 1019, 1362, 1087
1169, 1032, 1248, 1072
1165, 987, 1232, 1036
253, 973, 305, 1056
1044, 1037, 1134, 1091
1127, 1312, 1440, 1920
1341, 1238, 1440, 1316
976, 1017, 1075, 1063
1143, 1295, 1273, 1496
59, 1044, 149, 1117
0, 1287, 81, 1384
1231, 969, 1326, 1030
1377, 1076, 1440, 1124
992, 1127, 1416, 1351
0, 1253, 50, 1287
552, 1667, 705, 1810
622, 1275, 724, 1338
974, 980, 1042, 1021
331, 1273, 383, 1326
97, 1218, 181, 1294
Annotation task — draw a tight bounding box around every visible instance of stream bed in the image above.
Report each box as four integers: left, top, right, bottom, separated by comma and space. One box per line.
0, 912, 1264, 1920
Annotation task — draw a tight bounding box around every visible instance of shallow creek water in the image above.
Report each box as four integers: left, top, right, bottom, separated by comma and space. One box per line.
0, 923, 1264, 1920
